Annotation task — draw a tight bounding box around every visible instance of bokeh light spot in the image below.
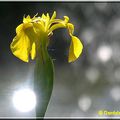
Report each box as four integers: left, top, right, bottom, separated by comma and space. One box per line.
78, 95, 92, 112
12, 88, 36, 112
110, 86, 120, 102
97, 45, 112, 62
86, 67, 100, 84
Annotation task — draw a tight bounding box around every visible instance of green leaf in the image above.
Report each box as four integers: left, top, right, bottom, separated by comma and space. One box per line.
34, 43, 54, 117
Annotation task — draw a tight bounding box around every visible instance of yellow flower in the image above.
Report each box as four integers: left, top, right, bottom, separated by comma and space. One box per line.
10, 11, 83, 63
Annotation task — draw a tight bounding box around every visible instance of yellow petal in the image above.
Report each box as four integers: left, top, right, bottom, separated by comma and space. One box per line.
16, 23, 33, 35
46, 13, 50, 20
49, 23, 66, 33
68, 35, 83, 63
33, 22, 45, 36
67, 23, 74, 35
49, 16, 69, 33
64, 16, 69, 23
51, 11, 56, 20
16, 24, 23, 35
23, 15, 32, 23
33, 13, 38, 19
10, 32, 31, 62
42, 13, 46, 19
30, 42, 36, 60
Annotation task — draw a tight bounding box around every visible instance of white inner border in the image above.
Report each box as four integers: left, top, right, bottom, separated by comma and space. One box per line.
0, 0, 120, 1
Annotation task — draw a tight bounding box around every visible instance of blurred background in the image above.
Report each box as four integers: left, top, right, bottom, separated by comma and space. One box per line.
0, 2, 120, 118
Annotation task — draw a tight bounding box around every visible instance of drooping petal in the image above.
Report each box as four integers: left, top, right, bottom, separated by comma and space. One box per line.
68, 35, 83, 63
11, 22, 38, 62
10, 32, 31, 62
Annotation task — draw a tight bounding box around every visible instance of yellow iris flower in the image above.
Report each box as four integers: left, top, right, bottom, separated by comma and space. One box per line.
10, 11, 83, 63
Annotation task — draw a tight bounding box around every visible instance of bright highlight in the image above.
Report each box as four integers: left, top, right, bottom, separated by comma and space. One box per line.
12, 88, 36, 112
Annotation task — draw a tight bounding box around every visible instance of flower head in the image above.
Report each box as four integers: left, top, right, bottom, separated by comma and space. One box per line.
10, 11, 83, 62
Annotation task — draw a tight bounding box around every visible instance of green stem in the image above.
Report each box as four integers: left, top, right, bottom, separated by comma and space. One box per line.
34, 34, 54, 118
